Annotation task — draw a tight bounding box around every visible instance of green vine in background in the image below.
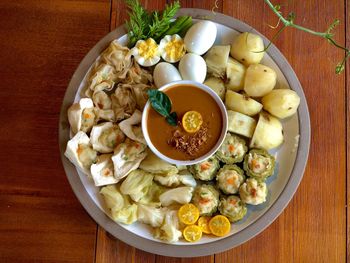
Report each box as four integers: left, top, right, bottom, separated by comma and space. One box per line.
263, 0, 349, 74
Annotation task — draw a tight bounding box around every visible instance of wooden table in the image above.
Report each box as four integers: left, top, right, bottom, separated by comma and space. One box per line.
0, 0, 348, 262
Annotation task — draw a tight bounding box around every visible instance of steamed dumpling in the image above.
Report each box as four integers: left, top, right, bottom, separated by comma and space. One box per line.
90, 154, 118, 186
67, 98, 96, 134
86, 64, 116, 97
65, 131, 97, 175
118, 110, 146, 144
111, 138, 147, 181
90, 122, 125, 153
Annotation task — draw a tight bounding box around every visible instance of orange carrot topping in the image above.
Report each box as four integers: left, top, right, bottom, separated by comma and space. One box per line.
228, 145, 235, 153
83, 113, 91, 119
252, 159, 261, 169
229, 199, 237, 205
200, 162, 211, 171
226, 177, 235, 185
199, 198, 210, 204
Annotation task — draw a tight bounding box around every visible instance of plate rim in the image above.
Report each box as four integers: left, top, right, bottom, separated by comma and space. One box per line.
58, 8, 310, 257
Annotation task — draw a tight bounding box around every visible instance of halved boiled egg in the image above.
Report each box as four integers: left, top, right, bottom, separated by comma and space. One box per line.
159, 34, 186, 63
130, 38, 160, 67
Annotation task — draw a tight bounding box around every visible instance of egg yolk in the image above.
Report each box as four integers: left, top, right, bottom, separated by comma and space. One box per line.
165, 39, 185, 60
137, 39, 158, 59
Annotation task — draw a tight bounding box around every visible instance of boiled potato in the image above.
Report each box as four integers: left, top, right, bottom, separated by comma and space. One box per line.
225, 90, 262, 116
226, 57, 246, 91
204, 77, 226, 100
262, 89, 300, 119
250, 112, 283, 150
205, 45, 230, 78
230, 32, 264, 66
244, 64, 277, 97
227, 110, 257, 138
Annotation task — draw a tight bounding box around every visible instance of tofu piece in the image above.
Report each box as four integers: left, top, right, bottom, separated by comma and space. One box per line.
227, 110, 257, 138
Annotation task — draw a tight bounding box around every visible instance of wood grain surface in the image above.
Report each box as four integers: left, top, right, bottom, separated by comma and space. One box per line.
0, 0, 347, 262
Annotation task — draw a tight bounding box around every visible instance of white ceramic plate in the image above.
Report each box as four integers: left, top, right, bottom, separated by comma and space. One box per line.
59, 9, 310, 257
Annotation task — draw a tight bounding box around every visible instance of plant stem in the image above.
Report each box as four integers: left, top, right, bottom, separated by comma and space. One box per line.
263, 0, 349, 74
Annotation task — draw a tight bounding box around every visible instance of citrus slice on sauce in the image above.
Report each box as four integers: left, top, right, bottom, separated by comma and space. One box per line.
178, 203, 200, 225
183, 225, 202, 242
208, 215, 231, 237
197, 216, 212, 234
182, 111, 203, 133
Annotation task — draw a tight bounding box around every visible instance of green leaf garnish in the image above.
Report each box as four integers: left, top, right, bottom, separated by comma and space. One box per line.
147, 90, 178, 126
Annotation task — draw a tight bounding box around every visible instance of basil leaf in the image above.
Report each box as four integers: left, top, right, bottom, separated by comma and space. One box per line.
147, 89, 172, 117
166, 112, 178, 126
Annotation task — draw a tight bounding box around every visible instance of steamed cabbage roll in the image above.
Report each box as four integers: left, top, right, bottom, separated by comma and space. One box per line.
139, 151, 178, 176
120, 169, 154, 202
118, 110, 146, 144
100, 185, 138, 224
111, 138, 147, 181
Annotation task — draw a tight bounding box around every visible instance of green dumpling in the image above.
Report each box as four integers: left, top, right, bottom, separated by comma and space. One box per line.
239, 178, 267, 205
188, 156, 220, 181
243, 149, 275, 181
192, 184, 220, 216
216, 164, 245, 194
218, 195, 247, 222
215, 133, 248, 164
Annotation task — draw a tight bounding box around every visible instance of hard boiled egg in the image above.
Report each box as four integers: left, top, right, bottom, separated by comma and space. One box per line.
184, 21, 217, 55
179, 53, 207, 83
159, 34, 186, 63
153, 62, 182, 88
130, 38, 160, 67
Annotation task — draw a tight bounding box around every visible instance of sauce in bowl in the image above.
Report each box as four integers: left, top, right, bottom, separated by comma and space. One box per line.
144, 83, 225, 162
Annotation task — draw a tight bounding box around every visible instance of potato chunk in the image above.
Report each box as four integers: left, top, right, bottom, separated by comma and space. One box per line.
250, 112, 283, 150
230, 32, 264, 66
225, 57, 246, 92
262, 89, 300, 119
205, 45, 230, 78
204, 77, 226, 100
225, 90, 262, 116
227, 110, 257, 138
244, 64, 277, 97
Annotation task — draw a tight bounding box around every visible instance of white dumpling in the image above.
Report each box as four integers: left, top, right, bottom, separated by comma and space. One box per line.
111, 139, 147, 182
86, 64, 116, 97
139, 151, 178, 176
65, 131, 97, 175
90, 122, 125, 153
118, 110, 146, 144
205, 45, 230, 78
93, 90, 112, 110
90, 154, 117, 186
159, 186, 193, 206
137, 204, 167, 228
94, 108, 115, 122
67, 98, 96, 134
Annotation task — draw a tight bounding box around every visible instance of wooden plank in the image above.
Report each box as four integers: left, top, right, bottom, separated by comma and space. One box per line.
346, 0, 349, 260
0, 0, 111, 262
0, 194, 97, 262
218, 0, 346, 262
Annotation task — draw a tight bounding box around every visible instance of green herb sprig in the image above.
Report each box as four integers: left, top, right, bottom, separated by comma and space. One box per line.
264, 0, 349, 74
125, 0, 181, 47
147, 90, 178, 126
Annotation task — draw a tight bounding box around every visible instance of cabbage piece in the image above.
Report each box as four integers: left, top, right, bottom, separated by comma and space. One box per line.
159, 186, 193, 206
118, 110, 146, 144
140, 151, 178, 176
111, 139, 147, 182
100, 185, 138, 224
120, 169, 154, 202
154, 210, 182, 243
154, 172, 196, 188
138, 182, 166, 206
137, 204, 167, 227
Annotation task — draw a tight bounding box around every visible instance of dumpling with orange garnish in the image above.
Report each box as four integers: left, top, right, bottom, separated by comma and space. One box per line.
188, 156, 220, 181
192, 184, 219, 216
158, 34, 186, 63
216, 164, 245, 194
130, 38, 161, 67
68, 98, 96, 134
215, 133, 248, 164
